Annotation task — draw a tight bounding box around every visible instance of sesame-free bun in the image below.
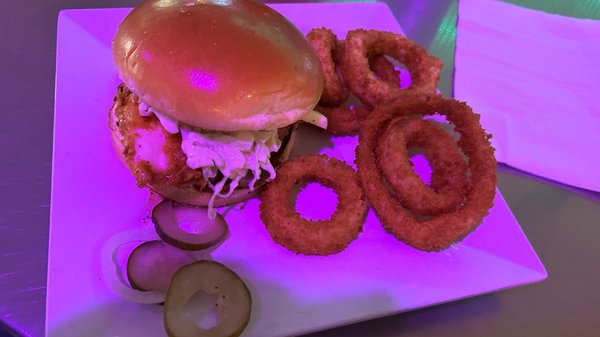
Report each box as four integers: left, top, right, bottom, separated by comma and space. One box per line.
113, 0, 323, 131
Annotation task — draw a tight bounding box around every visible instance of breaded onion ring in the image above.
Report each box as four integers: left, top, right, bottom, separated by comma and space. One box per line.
317, 104, 370, 136
306, 28, 400, 137
307, 28, 400, 107
370, 55, 401, 84
307, 28, 348, 107
356, 95, 496, 251
317, 40, 401, 135
343, 29, 442, 106
321, 40, 402, 135
259, 154, 368, 255
377, 118, 469, 216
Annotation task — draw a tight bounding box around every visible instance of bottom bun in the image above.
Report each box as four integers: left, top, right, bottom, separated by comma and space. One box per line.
109, 98, 297, 207
149, 183, 261, 208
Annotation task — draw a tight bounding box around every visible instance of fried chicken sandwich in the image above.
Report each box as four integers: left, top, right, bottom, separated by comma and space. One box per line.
108, 0, 324, 215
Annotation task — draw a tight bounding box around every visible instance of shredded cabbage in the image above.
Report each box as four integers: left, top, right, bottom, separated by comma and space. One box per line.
139, 103, 281, 218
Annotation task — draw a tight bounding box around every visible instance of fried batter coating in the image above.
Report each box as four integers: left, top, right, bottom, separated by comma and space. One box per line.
377, 118, 469, 216
343, 29, 442, 106
260, 154, 368, 255
356, 95, 496, 251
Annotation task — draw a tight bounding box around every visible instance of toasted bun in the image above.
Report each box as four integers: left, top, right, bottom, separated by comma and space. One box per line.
113, 0, 323, 131
109, 102, 297, 207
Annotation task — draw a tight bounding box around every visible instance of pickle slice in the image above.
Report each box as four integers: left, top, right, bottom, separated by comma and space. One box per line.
164, 261, 252, 337
126, 240, 196, 292
153, 199, 228, 251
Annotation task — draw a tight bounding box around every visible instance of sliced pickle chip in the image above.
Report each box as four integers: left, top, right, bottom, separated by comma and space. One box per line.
164, 261, 252, 337
126, 240, 196, 292
152, 199, 228, 251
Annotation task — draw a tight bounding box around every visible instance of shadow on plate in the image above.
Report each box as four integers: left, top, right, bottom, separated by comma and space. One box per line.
48, 268, 396, 337
300, 292, 503, 337
290, 124, 334, 158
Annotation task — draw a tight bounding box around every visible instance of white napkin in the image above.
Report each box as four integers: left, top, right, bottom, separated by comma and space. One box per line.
454, 0, 600, 191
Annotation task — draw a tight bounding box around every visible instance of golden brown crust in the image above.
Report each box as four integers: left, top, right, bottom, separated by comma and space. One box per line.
306, 28, 401, 109
356, 95, 496, 251
110, 84, 207, 191
109, 84, 298, 207
342, 29, 442, 106
259, 154, 368, 255
377, 118, 469, 216
113, 0, 323, 131
306, 28, 348, 107
306, 28, 402, 135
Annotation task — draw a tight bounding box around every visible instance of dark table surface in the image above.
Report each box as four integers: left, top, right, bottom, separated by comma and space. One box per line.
1, 1, 599, 336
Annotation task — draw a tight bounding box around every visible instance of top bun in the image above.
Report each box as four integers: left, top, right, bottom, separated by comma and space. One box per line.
113, 0, 323, 131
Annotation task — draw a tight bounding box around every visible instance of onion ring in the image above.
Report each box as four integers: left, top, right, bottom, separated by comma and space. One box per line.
307, 28, 349, 107
342, 29, 442, 106
356, 95, 496, 251
377, 118, 469, 215
259, 154, 368, 255
370, 54, 401, 85
307, 28, 404, 135
340, 42, 400, 88
316, 104, 370, 136
316, 40, 401, 135
307, 28, 400, 107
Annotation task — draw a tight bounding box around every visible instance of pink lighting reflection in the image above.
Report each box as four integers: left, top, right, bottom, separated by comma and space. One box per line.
46, 5, 547, 337
141, 50, 154, 62
189, 70, 218, 92
295, 183, 339, 221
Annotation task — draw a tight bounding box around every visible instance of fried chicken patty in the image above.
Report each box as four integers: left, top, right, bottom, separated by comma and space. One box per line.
108, 84, 293, 195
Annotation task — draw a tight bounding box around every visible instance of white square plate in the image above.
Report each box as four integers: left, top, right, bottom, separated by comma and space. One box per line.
47, 3, 547, 337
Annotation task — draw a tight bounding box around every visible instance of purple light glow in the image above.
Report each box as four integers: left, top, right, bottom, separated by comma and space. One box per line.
188, 70, 218, 92
410, 153, 432, 185
141, 50, 154, 62
47, 5, 547, 337
295, 183, 338, 220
